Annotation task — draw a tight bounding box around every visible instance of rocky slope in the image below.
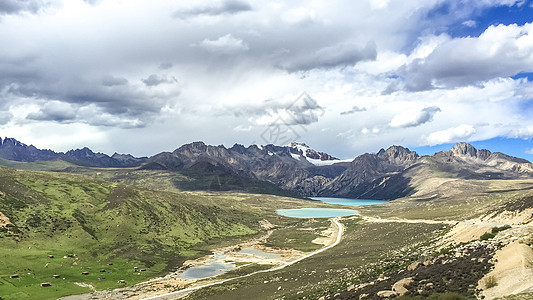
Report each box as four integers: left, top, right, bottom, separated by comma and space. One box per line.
431, 142, 533, 179
141, 142, 348, 195
318, 145, 419, 199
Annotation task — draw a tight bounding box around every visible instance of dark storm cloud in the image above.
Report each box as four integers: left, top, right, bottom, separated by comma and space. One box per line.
280, 42, 377, 72
0, 65, 177, 128
173, 0, 252, 19
340, 106, 366, 115
0, 0, 49, 15
142, 74, 178, 87
26, 101, 77, 122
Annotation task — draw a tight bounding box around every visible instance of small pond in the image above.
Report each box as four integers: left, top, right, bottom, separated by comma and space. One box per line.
310, 197, 388, 206
238, 248, 281, 259
180, 262, 235, 279
276, 208, 358, 218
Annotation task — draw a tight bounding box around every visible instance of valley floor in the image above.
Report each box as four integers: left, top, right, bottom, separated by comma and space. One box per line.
124, 213, 533, 300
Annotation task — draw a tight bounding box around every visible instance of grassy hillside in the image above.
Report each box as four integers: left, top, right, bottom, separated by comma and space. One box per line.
0, 158, 300, 196
0, 166, 264, 299
0, 158, 77, 172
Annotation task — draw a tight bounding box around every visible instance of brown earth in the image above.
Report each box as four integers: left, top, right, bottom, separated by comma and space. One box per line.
0, 211, 11, 227
480, 241, 533, 299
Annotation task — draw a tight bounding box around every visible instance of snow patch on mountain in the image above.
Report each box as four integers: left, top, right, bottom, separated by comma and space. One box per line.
288, 142, 346, 166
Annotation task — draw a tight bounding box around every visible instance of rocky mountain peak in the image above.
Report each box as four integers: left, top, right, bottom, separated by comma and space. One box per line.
450, 143, 481, 157
289, 142, 339, 162
65, 147, 98, 158
176, 141, 208, 153
445, 143, 494, 161
377, 145, 419, 163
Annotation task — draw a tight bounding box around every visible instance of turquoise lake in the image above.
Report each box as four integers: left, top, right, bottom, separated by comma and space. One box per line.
276, 208, 358, 218
277, 197, 387, 218
310, 197, 388, 206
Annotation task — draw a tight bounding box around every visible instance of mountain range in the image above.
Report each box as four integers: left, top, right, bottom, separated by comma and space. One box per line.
0, 137, 146, 167
1, 137, 532, 199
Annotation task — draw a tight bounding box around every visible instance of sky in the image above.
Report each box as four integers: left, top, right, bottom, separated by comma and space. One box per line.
0, 0, 533, 160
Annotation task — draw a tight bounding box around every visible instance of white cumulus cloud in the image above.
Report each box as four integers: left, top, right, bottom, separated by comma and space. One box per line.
399, 22, 533, 91
426, 124, 476, 146
390, 106, 441, 128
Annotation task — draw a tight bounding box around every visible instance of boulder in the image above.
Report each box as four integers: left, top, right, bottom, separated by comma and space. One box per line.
407, 262, 420, 271
347, 284, 355, 291
392, 277, 414, 296
377, 290, 397, 298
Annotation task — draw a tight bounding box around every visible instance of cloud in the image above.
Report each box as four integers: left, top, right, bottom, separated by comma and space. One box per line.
25, 101, 148, 129
0, 111, 12, 125
370, 0, 390, 10
398, 23, 533, 91
141, 74, 178, 87
234, 124, 252, 132
340, 106, 367, 115
195, 34, 249, 54
281, 42, 377, 72
361, 127, 380, 135
0, 0, 49, 15
77, 104, 145, 128
1, 0, 533, 158
173, 0, 252, 19
102, 75, 128, 87
258, 93, 324, 126
426, 124, 476, 145
159, 63, 173, 70
390, 106, 441, 128
83, 0, 102, 5
26, 101, 77, 122
282, 7, 317, 26
228, 92, 324, 126
462, 20, 476, 27
526, 148, 533, 155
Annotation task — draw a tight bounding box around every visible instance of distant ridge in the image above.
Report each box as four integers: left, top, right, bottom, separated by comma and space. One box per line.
1, 137, 532, 200
0, 137, 146, 167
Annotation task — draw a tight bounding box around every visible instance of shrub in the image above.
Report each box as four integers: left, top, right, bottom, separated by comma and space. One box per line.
480, 232, 496, 240
491, 225, 511, 234
485, 276, 497, 289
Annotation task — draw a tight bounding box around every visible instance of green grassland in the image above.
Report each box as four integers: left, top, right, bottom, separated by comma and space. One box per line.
0, 158, 77, 172
263, 218, 330, 252
0, 166, 333, 299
